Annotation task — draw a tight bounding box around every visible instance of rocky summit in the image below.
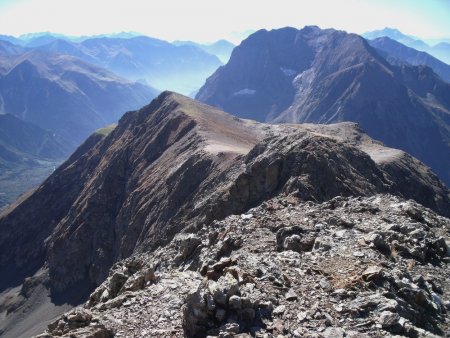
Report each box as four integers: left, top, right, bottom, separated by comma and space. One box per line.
0, 92, 449, 337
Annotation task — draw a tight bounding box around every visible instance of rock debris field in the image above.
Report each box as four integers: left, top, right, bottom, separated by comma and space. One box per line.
36, 194, 450, 338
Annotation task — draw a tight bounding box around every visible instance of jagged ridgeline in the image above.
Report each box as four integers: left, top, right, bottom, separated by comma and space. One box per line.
0, 92, 449, 337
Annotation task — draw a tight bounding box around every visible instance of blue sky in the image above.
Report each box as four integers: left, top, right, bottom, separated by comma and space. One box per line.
0, 0, 449, 43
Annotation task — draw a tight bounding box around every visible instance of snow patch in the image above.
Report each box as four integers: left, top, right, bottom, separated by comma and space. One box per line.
233, 88, 256, 96
280, 67, 296, 76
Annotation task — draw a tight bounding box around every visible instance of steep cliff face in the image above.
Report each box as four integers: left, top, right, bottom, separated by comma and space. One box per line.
0, 93, 449, 337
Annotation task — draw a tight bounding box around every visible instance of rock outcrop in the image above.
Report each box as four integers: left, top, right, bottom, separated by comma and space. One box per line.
0, 92, 449, 337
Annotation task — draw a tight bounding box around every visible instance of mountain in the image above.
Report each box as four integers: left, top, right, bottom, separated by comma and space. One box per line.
0, 113, 69, 165
363, 28, 450, 65
0, 41, 25, 74
173, 39, 235, 63
0, 41, 25, 56
0, 48, 158, 146
36, 36, 223, 94
196, 26, 450, 186
369, 37, 450, 82
429, 42, 450, 65
0, 35, 23, 46
362, 28, 429, 51
18, 32, 143, 44
0, 92, 449, 337
0, 114, 70, 208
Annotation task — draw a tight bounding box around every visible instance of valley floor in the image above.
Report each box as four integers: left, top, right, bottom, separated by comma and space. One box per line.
0, 160, 62, 210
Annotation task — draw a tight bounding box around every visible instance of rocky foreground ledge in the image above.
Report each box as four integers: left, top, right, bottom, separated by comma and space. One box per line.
36, 194, 450, 338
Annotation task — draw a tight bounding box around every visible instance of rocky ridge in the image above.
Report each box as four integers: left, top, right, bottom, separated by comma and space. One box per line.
36, 194, 450, 337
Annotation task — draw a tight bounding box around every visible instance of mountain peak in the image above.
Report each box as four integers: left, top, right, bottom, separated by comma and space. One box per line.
128, 91, 264, 156
196, 26, 450, 186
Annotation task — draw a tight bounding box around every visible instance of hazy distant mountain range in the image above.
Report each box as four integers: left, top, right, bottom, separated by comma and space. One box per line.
35, 36, 223, 94
0, 39, 158, 208
197, 26, 450, 185
0, 44, 157, 145
369, 37, 450, 82
0, 33, 225, 94
362, 28, 450, 64
173, 39, 235, 63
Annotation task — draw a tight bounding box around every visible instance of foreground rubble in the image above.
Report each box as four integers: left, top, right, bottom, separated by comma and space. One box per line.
37, 194, 450, 337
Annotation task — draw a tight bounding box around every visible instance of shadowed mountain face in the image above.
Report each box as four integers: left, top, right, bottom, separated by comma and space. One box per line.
0, 48, 158, 146
35, 36, 223, 94
369, 37, 450, 82
0, 92, 449, 337
196, 26, 450, 186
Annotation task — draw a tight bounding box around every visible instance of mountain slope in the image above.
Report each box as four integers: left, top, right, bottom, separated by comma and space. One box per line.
196, 26, 450, 186
0, 49, 158, 145
0, 92, 449, 337
0, 114, 70, 208
430, 42, 450, 65
36, 36, 223, 94
0, 113, 69, 166
362, 28, 450, 65
369, 37, 450, 82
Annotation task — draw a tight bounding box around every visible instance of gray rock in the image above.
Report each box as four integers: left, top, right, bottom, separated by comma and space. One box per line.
378, 310, 400, 328
364, 233, 389, 252
276, 226, 315, 252
361, 265, 383, 282
208, 273, 239, 306
321, 327, 345, 338
273, 305, 286, 315
285, 288, 298, 301
313, 237, 332, 251
228, 295, 242, 310
319, 278, 332, 290
221, 322, 240, 334
109, 272, 129, 298
175, 234, 202, 263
